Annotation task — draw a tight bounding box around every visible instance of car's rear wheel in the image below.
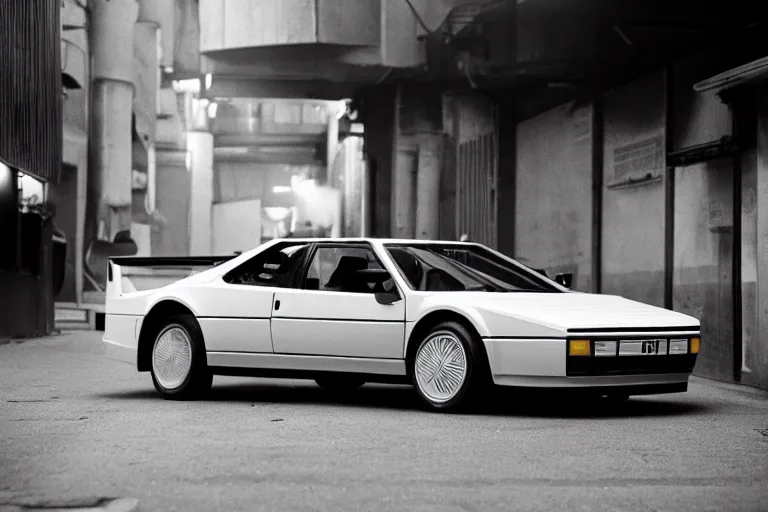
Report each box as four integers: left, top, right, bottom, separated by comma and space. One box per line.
150, 314, 212, 400
411, 321, 488, 412
315, 375, 365, 394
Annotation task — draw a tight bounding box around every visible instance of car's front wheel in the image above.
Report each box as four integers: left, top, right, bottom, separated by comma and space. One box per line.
150, 314, 212, 400
411, 321, 488, 412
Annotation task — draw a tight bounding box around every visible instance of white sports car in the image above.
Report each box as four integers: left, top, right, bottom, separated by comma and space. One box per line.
103, 238, 701, 411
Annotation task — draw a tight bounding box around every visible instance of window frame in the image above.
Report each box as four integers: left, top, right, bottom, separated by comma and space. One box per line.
297, 241, 397, 294
222, 241, 313, 289
383, 242, 563, 293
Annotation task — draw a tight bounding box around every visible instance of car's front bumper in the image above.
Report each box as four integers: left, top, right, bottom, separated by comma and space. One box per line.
483, 334, 698, 392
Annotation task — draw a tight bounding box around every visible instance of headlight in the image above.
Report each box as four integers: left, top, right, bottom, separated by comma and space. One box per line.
594, 340, 617, 357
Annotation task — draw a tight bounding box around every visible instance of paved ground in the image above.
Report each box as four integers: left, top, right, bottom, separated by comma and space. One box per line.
1, 331, 767, 512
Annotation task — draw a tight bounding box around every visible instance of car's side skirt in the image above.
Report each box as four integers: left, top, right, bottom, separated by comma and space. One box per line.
209, 366, 410, 384
206, 352, 407, 377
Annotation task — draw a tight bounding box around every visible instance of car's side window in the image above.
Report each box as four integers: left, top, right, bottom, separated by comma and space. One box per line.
223, 243, 310, 288
304, 246, 394, 294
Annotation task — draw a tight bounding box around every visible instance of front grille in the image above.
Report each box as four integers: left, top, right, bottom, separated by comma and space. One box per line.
566, 335, 699, 377
566, 353, 698, 376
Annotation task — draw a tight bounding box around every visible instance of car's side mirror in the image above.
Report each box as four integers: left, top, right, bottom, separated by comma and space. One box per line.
555, 272, 573, 289
375, 290, 402, 305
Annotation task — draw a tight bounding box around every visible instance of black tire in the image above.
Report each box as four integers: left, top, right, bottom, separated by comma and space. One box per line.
150, 313, 212, 401
315, 375, 366, 394
410, 320, 490, 412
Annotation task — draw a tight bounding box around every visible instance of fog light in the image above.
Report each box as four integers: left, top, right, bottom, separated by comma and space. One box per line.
691, 337, 700, 354
569, 339, 591, 356
594, 340, 617, 357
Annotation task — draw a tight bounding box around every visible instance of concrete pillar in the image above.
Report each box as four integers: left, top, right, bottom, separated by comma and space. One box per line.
326, 109, 340, 185
756, 92, 768, 388
415, 132, 442, 239
360, 159, 369, 237
187, 131, 214, 255
90, 0, 138, 241
390, 86, 416, 239
392, 138, 417, 239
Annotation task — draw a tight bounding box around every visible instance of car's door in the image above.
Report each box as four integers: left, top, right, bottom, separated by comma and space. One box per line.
197, 241, 311, 354
271, 242, 406, 359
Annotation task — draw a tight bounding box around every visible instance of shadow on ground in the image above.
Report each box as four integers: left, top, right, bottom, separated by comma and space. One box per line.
96, 380, 713, 419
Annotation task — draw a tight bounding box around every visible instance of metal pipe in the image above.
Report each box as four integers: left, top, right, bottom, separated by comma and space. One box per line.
89, 0, 138, 241
136, 0, 162, 215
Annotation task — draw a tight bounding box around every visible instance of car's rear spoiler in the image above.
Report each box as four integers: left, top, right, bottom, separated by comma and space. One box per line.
107, 255, 237, 298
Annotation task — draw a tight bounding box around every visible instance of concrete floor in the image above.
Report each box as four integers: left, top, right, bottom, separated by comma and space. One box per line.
1, 331, 767, 512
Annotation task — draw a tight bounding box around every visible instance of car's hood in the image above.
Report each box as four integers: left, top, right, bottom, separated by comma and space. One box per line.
425, 291, 700, 336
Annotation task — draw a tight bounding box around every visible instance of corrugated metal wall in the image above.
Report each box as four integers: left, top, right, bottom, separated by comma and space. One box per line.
0, 0, 62, 182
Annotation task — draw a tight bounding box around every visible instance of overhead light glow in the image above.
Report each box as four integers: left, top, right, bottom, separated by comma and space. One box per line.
292, 178, 316, 196
172, 78, 200, 94
207, 101, 218, 119
272, 185, 292, 194
19, 172, 44, 202
264, 206, 291, 222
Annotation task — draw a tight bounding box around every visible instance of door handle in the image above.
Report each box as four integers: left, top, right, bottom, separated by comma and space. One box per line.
274, 299, 281, 311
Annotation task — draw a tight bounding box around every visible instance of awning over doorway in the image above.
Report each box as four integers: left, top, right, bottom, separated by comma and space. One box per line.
694, 55, 768, 94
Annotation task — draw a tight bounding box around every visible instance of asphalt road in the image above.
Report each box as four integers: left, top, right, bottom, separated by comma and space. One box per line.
1, 332, 767, 512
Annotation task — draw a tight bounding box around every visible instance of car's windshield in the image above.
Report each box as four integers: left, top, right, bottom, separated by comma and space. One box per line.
384, 243, 560, 293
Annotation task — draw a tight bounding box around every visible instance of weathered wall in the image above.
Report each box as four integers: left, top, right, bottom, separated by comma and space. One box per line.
748, 89, 768, 391
674, 160, 734, 381
601, 71, 666, 307
672, 55, 735, 383
515, 101, 593, 291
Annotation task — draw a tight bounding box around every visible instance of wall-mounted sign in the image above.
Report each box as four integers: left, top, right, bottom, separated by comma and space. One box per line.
610, 134, 664, 188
